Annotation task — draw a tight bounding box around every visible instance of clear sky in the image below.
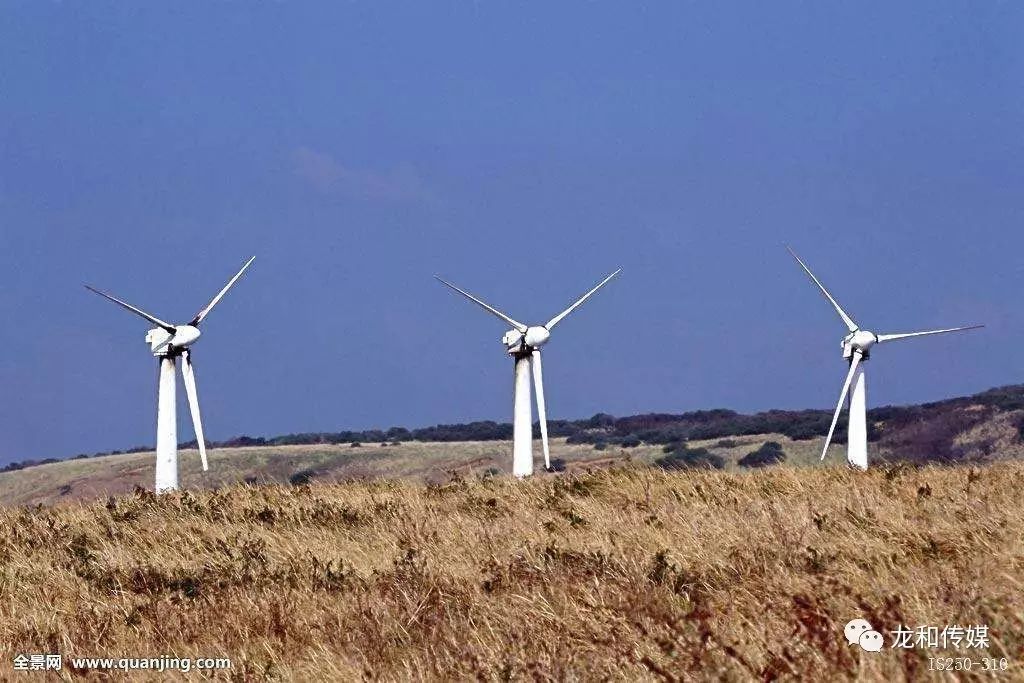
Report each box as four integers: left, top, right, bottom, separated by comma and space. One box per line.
1, 2, 1021, 464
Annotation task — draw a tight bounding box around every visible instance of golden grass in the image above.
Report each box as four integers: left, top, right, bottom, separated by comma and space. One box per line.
1, 462, 1022, 680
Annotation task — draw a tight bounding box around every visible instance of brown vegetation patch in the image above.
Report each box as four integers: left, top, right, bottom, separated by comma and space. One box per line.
0, 464, 1022, 680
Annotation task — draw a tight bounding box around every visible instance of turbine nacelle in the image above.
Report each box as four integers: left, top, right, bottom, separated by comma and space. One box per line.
502, 329, 525, 352
146, 325, 201, 356
502, 325, 551, 354
842, 330, 877, 360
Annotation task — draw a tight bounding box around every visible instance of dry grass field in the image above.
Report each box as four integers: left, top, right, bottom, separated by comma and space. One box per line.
1, 461, 1021, 680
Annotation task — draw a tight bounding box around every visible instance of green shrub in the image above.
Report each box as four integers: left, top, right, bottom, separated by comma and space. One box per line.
654, 445, 724, 470
738, 442, 786, 468
289, 469, 317, 486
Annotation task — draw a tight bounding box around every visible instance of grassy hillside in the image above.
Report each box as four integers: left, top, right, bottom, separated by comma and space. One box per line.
0, 435, 839, 508
1, 463, 1020, 680
7, 384, 1024, 508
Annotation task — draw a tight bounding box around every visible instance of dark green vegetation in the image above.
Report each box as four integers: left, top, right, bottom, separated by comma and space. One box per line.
655, 444, 726, 471
738, 441, 787, 468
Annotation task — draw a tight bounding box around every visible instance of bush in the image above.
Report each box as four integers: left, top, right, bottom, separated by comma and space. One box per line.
586, 413, 616, 428
655, 445, 724, 471
289, 469, 317, 486
350, 442, 361, 448
548, 458, 568, 472
738, 442, 786, 468
386, 427, 411, 441
223, 435, 267, 448
567, 431, 606, 445
782, 420, 827, 441
411, 421, 513, 442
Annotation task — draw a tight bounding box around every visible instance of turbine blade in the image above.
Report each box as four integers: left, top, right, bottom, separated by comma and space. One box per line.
434, 276, 528, 332
821, 351, 863, 461
180, 349, 208, 471
876, 324, 984, 344
786, 247, 859, 332
84, 285, 176, 334
189, 256, 256, 326
530, 350, 550, 471
545, 268, 621, 330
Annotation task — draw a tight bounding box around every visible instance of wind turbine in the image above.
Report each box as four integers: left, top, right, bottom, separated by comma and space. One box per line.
436, 269, 620, 477
788, 247, 982, 469
86, 256, 255, 492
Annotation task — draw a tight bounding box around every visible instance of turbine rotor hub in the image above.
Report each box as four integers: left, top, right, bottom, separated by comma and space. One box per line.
175, 325, 202, 347
524, 325, 550, 348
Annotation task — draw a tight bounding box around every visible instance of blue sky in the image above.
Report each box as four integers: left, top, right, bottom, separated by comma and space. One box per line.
1, 2, 1021, 463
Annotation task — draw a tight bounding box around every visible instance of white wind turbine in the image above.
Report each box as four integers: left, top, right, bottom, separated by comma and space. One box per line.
86, 256, 255, 492
788, 247, 982, 469
436, 269, 621, 477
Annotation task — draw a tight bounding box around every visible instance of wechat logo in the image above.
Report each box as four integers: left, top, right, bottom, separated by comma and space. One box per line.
845, 619, 884, 652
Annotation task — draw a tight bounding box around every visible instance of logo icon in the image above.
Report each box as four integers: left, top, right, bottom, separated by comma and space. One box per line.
845, 619, 884, 652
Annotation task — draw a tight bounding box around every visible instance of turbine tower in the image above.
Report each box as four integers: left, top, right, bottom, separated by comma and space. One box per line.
788, 247, 982, 469
436, 269, 620, 477
86, 256, 255, 492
